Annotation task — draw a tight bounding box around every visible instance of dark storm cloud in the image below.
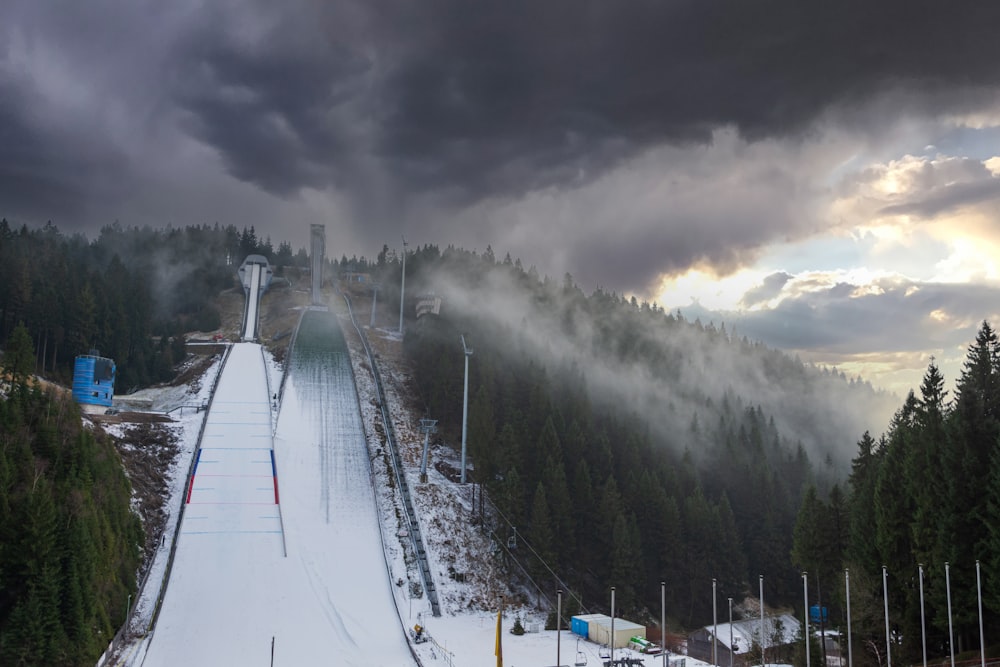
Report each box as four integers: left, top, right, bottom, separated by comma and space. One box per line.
164, 0, 1000, 201
4, 0, 1000, 284
723, 279, 1000, 355
0, 70, 131, 224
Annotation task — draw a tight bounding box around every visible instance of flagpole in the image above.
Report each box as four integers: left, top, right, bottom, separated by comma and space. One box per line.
919, 564, 927, 667
803, 572, 810, 667
845, 569, 853, 667
977, 561, 985, 667
496, 596, 504, 667
713, 578, 719, 667
882, 566, 891, 667
946, 562, 955, 667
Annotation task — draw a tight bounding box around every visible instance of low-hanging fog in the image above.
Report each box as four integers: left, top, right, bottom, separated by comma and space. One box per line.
405, 254, 899, 475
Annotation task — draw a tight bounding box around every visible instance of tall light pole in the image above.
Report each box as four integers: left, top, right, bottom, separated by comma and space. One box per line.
399, 236, 407, 334
460, 335, 473, 484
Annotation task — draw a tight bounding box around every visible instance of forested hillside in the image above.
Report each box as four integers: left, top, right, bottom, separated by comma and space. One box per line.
344, 245, 899, 628
4, 220, 996, 664
0, 372, 142, 664
794, 322, 1000, 666
0, 220, 306, 390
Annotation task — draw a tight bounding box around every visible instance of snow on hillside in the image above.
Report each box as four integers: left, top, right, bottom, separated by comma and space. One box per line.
101, 309, 710, 667
333, 300, 702, 667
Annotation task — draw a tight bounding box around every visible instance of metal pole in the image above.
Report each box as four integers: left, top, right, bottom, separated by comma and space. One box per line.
919, 564, 927, 667
759, 575, 765, 667
846, 569, 853, 667
803, 573, 810, 667
663, 581, 668, 667
882, 565, 891, 667
611, 586, 616, 661
399, 236, 407, 334
370, 285, 378, 328
729, 597, 734, 667
977, 561, 985, 667
558, 589, 563, 667
460, 335, 473, 484
713, 578, 719, 667
946, 562, 955, 667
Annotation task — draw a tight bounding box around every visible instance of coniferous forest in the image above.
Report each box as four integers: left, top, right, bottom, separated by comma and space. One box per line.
0, 220, 307, 390
3, 223, 1000, 664
0, 221, 304, 665
0, 377, 142, 664
360, 244, 998, 665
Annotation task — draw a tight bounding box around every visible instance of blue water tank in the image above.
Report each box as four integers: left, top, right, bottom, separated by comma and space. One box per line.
72, 355, 116, 407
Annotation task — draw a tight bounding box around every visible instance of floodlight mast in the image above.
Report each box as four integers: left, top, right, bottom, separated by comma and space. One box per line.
399, 236, 408, 334
460, 335, 474, 484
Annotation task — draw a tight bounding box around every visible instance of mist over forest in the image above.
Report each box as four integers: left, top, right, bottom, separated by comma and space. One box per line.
4, 222, 1000, 664
397, 245, 899, 473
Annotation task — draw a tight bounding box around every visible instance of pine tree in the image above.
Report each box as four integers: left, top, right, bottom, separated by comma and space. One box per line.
940, 322, 1000, 644
2, 322, 34, 381
847, 431, 882, 571
528, 483, 556, 583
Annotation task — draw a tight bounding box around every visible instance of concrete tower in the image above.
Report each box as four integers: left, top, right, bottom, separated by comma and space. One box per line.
310, 224, 325, 305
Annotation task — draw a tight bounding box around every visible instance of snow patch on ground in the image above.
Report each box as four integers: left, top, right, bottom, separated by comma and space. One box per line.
104, 304, 711, 667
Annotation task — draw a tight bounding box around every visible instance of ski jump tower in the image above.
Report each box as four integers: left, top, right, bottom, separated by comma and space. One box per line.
310, 224, 325, 305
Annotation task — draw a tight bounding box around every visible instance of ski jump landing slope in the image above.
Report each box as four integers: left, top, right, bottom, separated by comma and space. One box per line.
143, 325, 413, 666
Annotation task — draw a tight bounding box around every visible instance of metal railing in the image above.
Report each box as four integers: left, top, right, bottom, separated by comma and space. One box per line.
340, 291, 441, 617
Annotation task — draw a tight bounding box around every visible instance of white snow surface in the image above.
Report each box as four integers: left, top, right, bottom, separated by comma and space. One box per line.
133, 341, 413, 666
109, 312, 713, 667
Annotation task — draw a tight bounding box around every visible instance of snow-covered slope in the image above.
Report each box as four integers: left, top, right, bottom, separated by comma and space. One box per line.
139, 333, 413, 666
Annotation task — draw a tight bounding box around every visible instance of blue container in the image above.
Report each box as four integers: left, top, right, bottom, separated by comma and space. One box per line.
72, 355, 116, 407
809, 605, 829, 624
571, 614, 607, 639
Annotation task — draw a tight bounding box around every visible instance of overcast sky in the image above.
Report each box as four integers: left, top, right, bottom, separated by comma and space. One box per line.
4, 0, 1000, 396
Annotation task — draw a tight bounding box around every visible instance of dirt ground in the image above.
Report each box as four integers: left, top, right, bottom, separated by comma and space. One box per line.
208, 282, 312, 364
115, 423, 180, 564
